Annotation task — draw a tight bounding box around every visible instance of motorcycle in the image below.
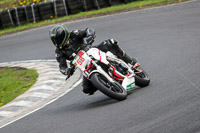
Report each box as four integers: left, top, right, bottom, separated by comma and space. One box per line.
67, 45, 150, 101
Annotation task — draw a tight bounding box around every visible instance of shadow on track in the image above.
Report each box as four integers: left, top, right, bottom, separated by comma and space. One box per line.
52, 86, 148, 114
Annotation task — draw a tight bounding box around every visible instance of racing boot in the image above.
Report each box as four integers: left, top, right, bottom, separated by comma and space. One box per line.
114, 45, 137, 66
99, 39, 141, 74
122, 54, 142, 74
116, 47, 142, 74
121, 53, 137, 66
82, 77, 97, 95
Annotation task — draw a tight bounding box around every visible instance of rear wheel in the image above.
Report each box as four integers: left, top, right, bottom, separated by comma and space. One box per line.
135, 68, 150, 87
91, 73, 127, 101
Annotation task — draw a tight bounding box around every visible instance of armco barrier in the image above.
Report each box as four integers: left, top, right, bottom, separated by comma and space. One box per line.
11, 7, 27, 26
23, 3, 42, 23
81, 0, 96, 11
0, 10, 14, 28
39, 2, 55, 20
31, 3, 42, 22
23, 5, 34, 23
0, 0, 135, 29
66, 0, 83, 14
53, 0, 68, 17
96, 0, 110, 8
0, 16, 2, 29
109, 0, 125, 5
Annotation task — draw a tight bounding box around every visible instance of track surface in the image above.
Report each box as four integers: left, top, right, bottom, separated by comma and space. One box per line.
0, 1, 200, 133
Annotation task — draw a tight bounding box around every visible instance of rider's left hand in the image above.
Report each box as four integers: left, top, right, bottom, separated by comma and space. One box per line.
86, 35, 96, 44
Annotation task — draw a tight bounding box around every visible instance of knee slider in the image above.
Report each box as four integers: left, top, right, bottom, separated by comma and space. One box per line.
108, 39, 118, 45
107, 39, 119, 49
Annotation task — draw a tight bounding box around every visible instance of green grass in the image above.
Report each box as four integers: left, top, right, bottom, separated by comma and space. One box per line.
0, 0, 188, 36
0, 67, 38, 107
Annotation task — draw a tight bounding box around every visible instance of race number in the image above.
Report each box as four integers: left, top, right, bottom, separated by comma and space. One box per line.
77, 56, 85, 65
76, 51, 85, 65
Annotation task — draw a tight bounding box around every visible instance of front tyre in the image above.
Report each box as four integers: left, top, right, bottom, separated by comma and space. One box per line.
91, 73, 127, 101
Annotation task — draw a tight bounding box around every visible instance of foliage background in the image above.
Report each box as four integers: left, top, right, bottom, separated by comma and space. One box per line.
0, 0, 46, 11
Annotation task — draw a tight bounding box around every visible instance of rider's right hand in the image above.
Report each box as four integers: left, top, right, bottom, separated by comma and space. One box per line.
66, 68, 74, 76
60, 68, 74, 75
64, 68, 75, 80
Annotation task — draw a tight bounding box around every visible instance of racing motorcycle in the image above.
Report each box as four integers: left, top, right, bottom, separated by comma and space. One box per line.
68, 45, 150, 101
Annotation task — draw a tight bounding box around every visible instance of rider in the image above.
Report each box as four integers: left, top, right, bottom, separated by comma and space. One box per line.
49, 24, 138, 95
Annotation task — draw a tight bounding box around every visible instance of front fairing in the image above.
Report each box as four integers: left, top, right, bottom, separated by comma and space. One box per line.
87, 48, 109, 65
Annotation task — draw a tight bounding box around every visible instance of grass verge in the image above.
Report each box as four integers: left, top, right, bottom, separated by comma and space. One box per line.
0, 67, 38, 107
0, 0, 189, 36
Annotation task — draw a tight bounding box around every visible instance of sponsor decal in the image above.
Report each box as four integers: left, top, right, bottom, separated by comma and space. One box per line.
126, 82, 135, 91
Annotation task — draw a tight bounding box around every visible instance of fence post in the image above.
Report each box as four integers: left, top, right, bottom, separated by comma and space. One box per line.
82, 0, 87, 10
94, 0, 100, 9
7, 10, 14, 26
23, 5, 29, 22
31, 3, 36, 22
63, 0, 68, 16
107, 0, 112, 5
52, 0, 58, 17
15, 7, 20, 25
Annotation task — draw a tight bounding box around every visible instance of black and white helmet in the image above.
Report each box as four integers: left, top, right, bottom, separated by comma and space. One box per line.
49, 24, 70, 49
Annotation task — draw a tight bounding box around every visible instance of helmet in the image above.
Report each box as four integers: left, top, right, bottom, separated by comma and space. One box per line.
49, 24, 70, 49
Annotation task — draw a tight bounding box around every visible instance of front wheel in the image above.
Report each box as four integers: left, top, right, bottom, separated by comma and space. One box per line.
90, 73, 127, 101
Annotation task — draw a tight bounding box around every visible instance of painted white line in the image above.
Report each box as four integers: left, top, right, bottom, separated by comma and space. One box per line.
0, 79, 82, 129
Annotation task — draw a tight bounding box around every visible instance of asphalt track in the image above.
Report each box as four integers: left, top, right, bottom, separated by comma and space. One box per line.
0, 0, 200, 133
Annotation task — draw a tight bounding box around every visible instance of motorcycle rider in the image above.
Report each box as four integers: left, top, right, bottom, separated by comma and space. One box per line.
49, 24, 138, 95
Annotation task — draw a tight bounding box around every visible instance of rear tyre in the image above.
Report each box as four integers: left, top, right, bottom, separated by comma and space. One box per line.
91, 73, 127, 101
135, 68, 150, 87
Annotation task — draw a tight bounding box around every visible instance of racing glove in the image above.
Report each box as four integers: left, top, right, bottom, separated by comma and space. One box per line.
86, 28, 95, 37
60, 68, 74, 75
86, 28, 96, 45
86, 35, 95, 44
65, 67, 75, 80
